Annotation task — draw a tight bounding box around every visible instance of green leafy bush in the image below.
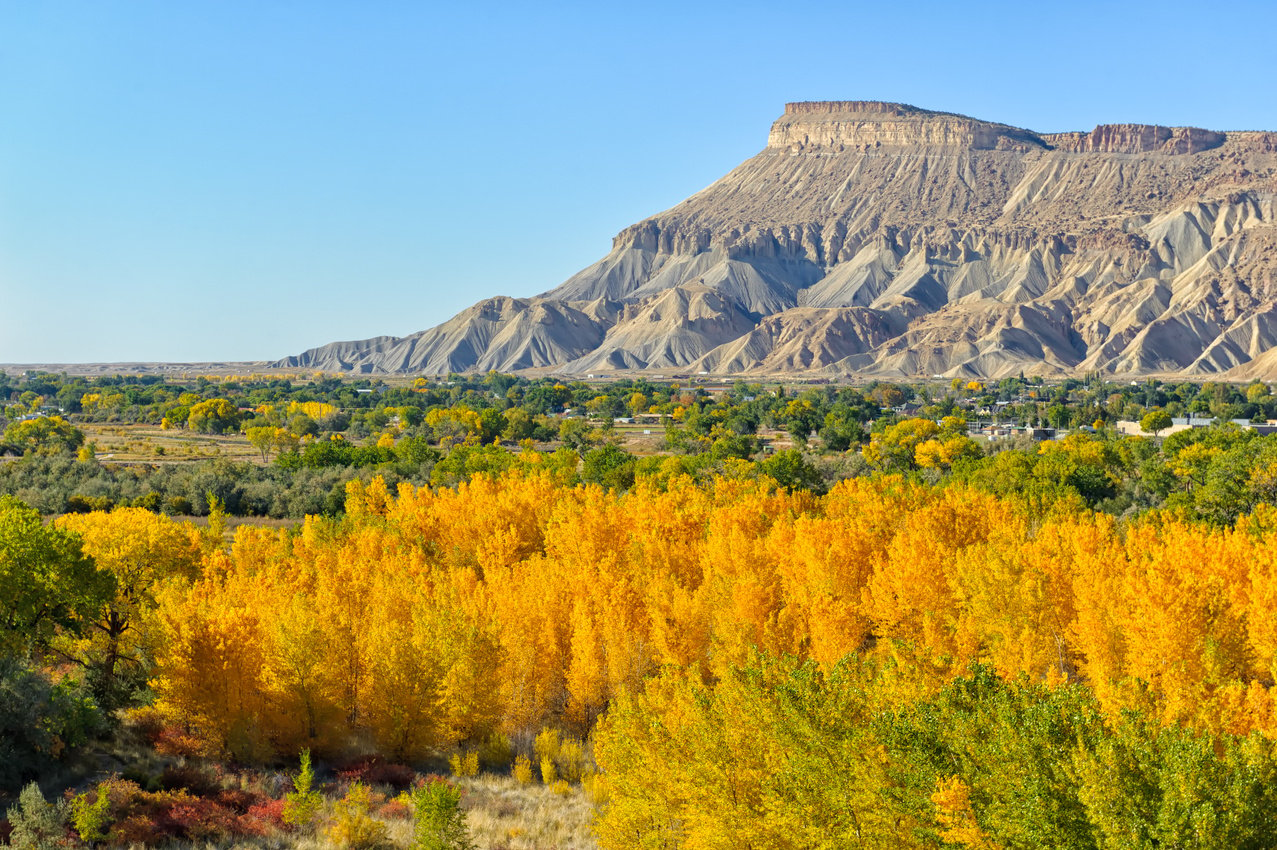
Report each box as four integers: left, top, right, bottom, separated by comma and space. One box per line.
412, 780, 473, 850
282, 749, 324, 829
0, 658, 104, 792
71, 784, 112, 845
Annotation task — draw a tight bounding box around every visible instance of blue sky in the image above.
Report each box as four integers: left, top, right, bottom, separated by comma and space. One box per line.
2, 1, 1274, 363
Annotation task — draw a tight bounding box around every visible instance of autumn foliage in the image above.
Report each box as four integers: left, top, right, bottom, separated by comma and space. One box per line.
24, 457, 1277, 847
128, 464, 1277, 760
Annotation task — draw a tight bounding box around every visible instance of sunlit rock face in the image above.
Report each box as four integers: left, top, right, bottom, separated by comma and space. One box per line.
279, 102, 1277, 379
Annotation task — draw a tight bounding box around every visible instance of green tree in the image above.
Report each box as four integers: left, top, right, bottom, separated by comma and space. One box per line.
756, 449, 823, 492
594, 655, 901, 849
71, 784, 111, 846
0, 496, 113, 656
289, 411, 319, 437
559, 418, 595, 451
412, 781, 474, 850
245, 425, 278, 462
1071, 715, 1277, 849
3, 416, 84, 455
1141, 408, 1174, 437
396, 434, 442, 467
581, 443, 636, 491
879, 667, 1101, 849
6, 782, 68, 850
501, 408, 536, 442
187, 398, 240, 434
283, 748, 324, 829
1, 658, 105, 792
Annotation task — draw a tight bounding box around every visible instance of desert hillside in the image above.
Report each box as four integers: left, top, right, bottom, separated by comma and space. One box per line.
278, 101, 1277, 378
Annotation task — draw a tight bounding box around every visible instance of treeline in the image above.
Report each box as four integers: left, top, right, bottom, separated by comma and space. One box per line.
160, 469, 1277, 848
8, 368, 1277, 442
0, 453, 361, 517
7, 370, 1277, 526
9, 411, 1277, 530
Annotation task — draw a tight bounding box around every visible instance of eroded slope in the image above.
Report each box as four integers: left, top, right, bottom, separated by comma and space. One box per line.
280, 101, 1277, 378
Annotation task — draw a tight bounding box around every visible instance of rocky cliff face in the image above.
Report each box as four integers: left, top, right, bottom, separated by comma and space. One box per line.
1042, 124, 1225, 154
767, 101, 1048, 152
279, 102, 1277, 379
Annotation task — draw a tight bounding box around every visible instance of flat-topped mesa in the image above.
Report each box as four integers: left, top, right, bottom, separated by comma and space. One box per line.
768, 100, 1048, 152
280, 97, 1277, 380
1043, 124, 1226, 154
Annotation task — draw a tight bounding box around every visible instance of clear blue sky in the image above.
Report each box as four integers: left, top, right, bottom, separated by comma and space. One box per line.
2, 1, 1274, 363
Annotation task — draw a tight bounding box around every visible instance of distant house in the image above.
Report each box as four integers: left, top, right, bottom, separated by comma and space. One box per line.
967, 423, 1056, 442
1115, 416, 1217, 436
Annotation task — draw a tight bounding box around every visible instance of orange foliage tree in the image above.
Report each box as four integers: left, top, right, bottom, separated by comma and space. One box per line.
146, 462, 1277, 761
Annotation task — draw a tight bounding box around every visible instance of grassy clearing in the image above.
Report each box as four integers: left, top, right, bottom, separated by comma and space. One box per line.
454, 774, 596, 850
80, 423, 263, 466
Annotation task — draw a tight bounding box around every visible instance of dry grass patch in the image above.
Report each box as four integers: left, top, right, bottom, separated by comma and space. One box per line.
456, 774, 596, 850
80, 422, 263, 465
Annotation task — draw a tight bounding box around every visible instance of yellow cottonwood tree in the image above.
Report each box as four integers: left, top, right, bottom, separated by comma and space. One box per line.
152, 572, 274, 759
55, 508, 203, 704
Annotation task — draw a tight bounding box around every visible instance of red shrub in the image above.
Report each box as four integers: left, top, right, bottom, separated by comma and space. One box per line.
245, 797, 286, 828
111, 813, 167, 846
96, 780, 242, 846
237, 797, 286, 837
0, 819, 11, 845
336, 755, 372, 779
414, 773, 466, 797
234, 814, 273, 838
107, 787, 193, 845
415, 773, 452, 789
337, 755, 417, 790
367, 762, 417, 789
377, 798, 412, 820
98, 778, 147, 813
93, 773, 290, 846
154, 726, 204, 758
166, 798, 237, 841
215, 788, 259, 813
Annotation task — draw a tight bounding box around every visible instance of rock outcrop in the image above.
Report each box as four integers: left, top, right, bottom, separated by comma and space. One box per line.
1042, 124, 1225, 155
279, 102, 1277, 379
767, 101, 1048, 152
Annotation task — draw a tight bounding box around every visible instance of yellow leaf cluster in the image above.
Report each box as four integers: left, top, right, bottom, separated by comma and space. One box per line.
146, 468, 1277, 761
287, 401, 336, 420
